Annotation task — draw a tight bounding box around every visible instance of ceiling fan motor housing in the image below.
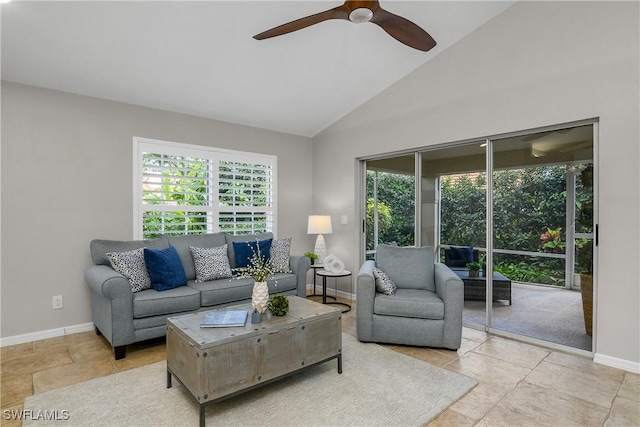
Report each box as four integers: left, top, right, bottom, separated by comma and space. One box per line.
349, 8, 374, 23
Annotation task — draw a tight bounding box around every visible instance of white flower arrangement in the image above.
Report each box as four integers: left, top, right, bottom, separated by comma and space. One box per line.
233, 241, 276, 283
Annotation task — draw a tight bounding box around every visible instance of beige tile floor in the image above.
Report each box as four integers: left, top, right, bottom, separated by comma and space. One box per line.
1, 297, 638, 427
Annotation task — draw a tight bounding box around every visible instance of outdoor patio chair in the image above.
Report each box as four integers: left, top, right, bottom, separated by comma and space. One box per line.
444, 246, 480, 270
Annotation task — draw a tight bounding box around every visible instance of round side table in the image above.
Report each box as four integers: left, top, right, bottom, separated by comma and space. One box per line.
308, 264, 336, 301
316, 270, 352, 313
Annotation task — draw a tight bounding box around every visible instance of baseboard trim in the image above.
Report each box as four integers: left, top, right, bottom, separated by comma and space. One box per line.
0, 322, 95, 347
306, 284, 356, 301
594, 352, 640, 374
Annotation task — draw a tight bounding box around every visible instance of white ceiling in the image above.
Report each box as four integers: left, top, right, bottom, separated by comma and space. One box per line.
1, 1, 514, 137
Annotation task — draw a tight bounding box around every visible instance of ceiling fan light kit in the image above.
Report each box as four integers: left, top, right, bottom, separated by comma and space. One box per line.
253, 0, 436, 52
349, 7, 374, 23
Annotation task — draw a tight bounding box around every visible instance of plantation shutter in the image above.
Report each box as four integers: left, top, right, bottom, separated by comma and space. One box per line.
135, 138, 276, 239
218, 159, 274, 234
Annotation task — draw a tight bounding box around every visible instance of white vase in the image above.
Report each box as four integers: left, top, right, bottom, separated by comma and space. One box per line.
252, 281, 269, 313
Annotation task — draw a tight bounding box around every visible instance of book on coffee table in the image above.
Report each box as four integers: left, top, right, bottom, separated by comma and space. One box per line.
200, 310, 248, 328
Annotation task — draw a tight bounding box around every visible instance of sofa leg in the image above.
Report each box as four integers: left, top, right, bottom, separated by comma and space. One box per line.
114, 346, 126, 360
95, 326, 102, 336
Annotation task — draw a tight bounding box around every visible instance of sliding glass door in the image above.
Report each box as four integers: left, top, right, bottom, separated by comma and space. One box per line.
361, 121, 596, 352
423, 143, 487, 327
365, 155, 415, 259
489, 125, 594, 351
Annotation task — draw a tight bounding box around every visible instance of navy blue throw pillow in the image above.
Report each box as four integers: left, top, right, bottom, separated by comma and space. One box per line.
144, 247, 187, 291
449, 246, 474, 267
233, 239, 273, 268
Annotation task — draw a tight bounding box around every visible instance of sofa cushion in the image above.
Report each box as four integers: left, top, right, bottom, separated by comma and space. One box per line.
374, 289, 444, 320
132, 286, 201, 318
190, 245, 233, 282
270, 237, 292, 273
166, 233, 227, 281
189, 273, 298, 307
91, 236, 169, 266
373, 268, 396, 295
269, 273, 298, 294
143, 247, 187, 291
106, 248, 152, 293
375, 245, 435, 291
225, 233, 274, 268
232, 238, 273, 268
189, 277, 254, 307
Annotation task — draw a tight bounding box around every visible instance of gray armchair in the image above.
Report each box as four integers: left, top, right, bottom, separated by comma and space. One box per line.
356, 244, 464, 350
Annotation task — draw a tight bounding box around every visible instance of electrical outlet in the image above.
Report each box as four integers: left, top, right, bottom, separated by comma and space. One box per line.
52, 295, 63, 310
341, 215, 348, 225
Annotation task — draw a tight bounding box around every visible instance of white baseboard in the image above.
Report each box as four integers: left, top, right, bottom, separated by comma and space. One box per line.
1, 287, 356, 348
594, 352, 640, 374
306, 284, 356, 301
0, 322, 95, 347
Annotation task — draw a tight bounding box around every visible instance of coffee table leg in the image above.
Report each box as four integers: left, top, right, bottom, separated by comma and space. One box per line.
337, 353, 342, 374
200, 404, 205, 427
167, 370, 172, 388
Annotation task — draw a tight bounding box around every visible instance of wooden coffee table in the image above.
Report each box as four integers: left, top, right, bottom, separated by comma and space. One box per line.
166, 296, 342, 427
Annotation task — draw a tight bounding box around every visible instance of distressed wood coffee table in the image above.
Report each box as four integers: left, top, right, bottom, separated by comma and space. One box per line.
166, 296, 342, 427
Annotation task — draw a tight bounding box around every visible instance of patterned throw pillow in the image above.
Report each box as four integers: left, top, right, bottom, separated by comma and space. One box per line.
190, 245, 233, 282
106, 248, 152, 293
373, 267, 397, 295
270, 237, 292, 273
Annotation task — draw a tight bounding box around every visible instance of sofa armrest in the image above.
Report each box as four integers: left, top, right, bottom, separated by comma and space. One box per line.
434, 263, 464, 349
85, 265, 132, 300
289, 255, 311, 297
85, 265, 135, 348
356, 260, 376, 341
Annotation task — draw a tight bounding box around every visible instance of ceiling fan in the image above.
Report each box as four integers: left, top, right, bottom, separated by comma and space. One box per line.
253, 1, 437, 52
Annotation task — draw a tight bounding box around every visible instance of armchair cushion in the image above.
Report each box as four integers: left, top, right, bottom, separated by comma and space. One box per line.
375, 245, 435, 291
374, 289, 444, 320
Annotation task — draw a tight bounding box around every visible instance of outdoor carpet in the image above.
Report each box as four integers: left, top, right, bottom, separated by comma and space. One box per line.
24, 333, 477, 426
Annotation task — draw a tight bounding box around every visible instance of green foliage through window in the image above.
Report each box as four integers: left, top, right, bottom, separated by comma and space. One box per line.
138, 144, 275, 239
366, 171, 415, 251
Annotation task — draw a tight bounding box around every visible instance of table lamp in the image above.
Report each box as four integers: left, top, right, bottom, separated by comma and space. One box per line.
307, 215, 332, 263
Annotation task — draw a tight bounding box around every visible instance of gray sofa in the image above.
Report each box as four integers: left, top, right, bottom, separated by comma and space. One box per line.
85, 232, 310, 359
356, 244, 464, 350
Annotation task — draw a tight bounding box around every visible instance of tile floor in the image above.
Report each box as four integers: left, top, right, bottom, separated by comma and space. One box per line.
1, 297, 638, 427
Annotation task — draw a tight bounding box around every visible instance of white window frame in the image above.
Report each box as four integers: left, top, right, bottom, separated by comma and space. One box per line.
133, 137, 277, 240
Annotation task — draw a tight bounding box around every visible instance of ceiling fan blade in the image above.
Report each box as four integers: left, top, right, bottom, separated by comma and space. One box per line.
371, 7, 436, 52
253, 6, 349, 40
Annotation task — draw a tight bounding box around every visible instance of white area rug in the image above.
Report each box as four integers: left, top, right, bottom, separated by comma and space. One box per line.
24, 334, 476, 426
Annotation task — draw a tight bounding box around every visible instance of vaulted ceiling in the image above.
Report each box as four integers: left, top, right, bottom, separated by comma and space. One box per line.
1, 1, 514, 137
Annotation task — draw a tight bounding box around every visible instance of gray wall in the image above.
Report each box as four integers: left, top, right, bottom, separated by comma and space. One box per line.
314, 1, 640, 365
1, 82, 313, 337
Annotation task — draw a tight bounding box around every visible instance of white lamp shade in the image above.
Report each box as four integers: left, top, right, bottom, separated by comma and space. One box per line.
307, 215, 333, 234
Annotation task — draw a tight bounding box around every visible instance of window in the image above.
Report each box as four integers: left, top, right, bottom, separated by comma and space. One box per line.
134, 137, 276, 239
